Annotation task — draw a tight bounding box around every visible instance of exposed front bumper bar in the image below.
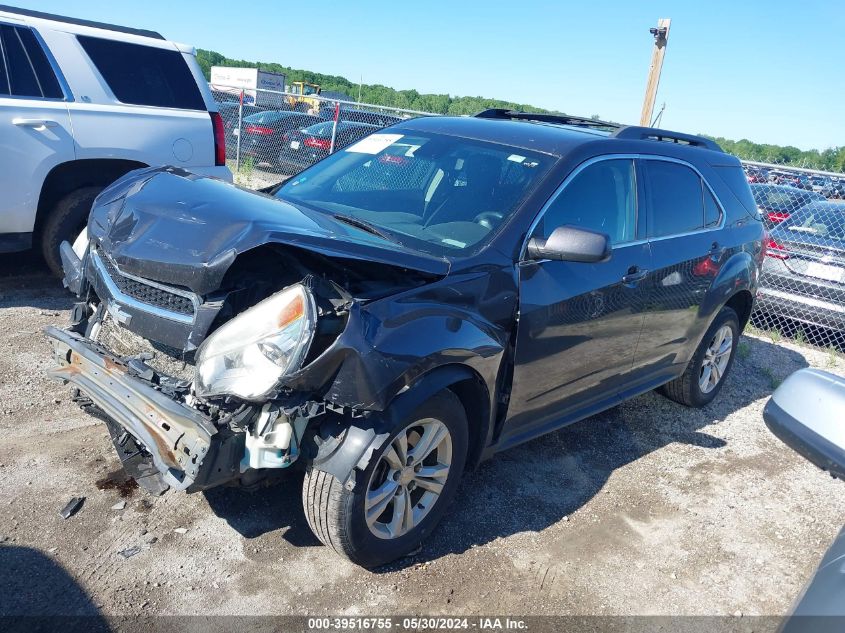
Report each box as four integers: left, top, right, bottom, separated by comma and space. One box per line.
44, 326, 216, 490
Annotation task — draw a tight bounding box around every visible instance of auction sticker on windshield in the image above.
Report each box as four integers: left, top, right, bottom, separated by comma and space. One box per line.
345, 133, 404, 154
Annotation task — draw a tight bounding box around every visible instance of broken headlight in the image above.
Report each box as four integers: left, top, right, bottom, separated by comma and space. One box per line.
194, 284, 316, 401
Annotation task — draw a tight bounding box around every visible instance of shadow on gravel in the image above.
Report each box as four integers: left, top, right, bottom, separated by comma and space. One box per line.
199, 334, 810, 572
0, 251, 70, 311
0, 545, 110, 631
374, 334, 810, 572
203, 471, 321, 547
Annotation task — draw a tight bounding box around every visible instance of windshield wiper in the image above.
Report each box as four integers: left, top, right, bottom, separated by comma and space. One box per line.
332, 214, 396, 242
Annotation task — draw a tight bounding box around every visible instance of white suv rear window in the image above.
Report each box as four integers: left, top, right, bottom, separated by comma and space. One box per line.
77, 35, 204, 110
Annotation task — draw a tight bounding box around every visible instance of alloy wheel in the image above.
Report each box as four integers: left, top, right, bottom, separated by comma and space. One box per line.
364, 418, 453, 540
699, 324, 733, 394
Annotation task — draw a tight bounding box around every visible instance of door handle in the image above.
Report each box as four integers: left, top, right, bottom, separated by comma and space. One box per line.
622, 266, 649, 284
12, 118, 58, 129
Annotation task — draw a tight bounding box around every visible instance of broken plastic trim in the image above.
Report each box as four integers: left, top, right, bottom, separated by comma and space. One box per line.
44, 326, 215, 490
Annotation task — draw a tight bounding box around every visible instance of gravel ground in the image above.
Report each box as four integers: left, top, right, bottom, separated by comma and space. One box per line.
1, 252, 844, 620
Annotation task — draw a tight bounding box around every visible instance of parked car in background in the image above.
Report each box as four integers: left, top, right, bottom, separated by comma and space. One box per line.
751, 184, 826, 227
278, 120, 379, 172
216, 101, 262, 155
745, 166, 769, 183
339, 109, 404, 127
0, 5, 231, 276
758, 202, 845, 333
768, 170, 802, 188
824, 177, 845, 200
48, 111, 763, 567
237, 111, 320, 168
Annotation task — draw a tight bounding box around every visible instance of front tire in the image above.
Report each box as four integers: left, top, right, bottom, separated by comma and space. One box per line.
302, 389, 468, 568
659, 306, 739, 407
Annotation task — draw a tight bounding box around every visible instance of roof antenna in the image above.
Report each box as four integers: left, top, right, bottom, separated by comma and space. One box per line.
650, 102, 666, 128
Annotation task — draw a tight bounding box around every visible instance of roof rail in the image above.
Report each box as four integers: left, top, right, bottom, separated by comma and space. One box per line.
0, 4, 165, 40
612, 126, 723, 152
474, 108, 620, 131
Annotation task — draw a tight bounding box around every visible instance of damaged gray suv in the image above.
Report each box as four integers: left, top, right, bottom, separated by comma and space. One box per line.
46, 110, 764, 567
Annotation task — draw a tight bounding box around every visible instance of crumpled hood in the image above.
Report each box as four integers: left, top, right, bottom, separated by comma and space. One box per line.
88, 167, 450, 295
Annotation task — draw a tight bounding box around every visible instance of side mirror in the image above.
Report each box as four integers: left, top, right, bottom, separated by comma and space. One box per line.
525, 225, 611, 263
763, 368, 845, 480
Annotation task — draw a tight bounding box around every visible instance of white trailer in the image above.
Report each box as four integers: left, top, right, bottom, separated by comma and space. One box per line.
209, 66, 286, 107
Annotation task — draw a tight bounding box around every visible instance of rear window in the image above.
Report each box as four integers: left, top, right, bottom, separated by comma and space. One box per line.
303, 121, 367, 136
77, 36, 204, 110
780, 207, 845, 243
244, 111, 298, 124
0, 25, 63, 98
714, 164, 759, 219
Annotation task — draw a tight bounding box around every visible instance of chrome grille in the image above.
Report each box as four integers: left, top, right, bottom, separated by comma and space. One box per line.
97, 254, 195, 318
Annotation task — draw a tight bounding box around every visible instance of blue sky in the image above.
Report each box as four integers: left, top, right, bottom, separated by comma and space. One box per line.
15, 0, 845, 150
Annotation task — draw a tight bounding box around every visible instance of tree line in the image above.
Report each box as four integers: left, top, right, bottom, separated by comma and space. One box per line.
197, 49, 844, 173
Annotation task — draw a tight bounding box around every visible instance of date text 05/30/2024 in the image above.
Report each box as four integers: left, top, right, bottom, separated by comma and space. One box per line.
307, 617, 529, 630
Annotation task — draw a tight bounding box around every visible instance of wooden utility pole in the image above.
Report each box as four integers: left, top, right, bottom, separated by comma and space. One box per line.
640, 18, 671, 127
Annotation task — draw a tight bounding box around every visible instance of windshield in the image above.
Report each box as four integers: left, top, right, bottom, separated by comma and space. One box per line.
275, 130, 553, 256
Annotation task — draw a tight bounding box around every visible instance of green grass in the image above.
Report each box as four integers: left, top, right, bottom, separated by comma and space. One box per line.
736, 341, 751, 361
768, 327, 782, 344
232, 156, 256, 187
827, 346, 840, 369
760, 367, 782, 390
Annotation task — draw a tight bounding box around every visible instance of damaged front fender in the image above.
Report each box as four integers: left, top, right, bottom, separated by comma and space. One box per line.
310, 364, 488, 490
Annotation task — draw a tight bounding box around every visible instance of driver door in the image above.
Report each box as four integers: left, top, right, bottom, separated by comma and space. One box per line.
504, 158, 651, 445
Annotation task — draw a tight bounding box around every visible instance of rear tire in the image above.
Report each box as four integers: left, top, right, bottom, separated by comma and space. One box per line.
659, 306, 739, 407
40, 186, 102, 278
302, 389, 468, 568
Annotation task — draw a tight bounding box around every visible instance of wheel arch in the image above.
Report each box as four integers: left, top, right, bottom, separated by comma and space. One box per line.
310, 363, 493, 489
385, 364, 492, 472
724, 288, 754, 331
35, 159, 148, 233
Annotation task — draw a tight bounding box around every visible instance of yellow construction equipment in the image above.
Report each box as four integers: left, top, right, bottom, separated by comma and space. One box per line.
288, 81, 321, 113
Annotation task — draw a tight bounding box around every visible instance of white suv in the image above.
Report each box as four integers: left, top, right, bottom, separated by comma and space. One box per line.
0, 5, 232, 275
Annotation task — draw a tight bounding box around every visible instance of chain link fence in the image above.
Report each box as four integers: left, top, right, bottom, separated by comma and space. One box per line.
210, 85, 845, 352
744, 162, 845, 350
211, 85, 435, 190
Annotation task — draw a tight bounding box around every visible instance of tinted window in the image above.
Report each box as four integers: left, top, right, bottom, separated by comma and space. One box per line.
538, 159, 637, 245
645, 160, 704, 237
244, 111, 300, 124
713, 164, 759, 219
0, 29, 7, 95
77, 36, 204, 110
0, 25, 63, 98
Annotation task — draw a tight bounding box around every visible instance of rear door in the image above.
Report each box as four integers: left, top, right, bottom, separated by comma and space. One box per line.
505, 157, 651, 445
633, 158, 726, 380
47, 32, 218, 170
0, 21, 73, 245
